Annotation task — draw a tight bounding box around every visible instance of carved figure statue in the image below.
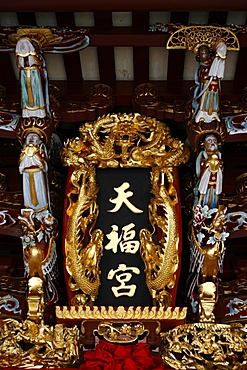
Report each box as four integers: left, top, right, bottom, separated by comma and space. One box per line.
195, 134, 223, 209
192, 42, 227, 123
188, 204, 229, 321
16, 37, 50, 118
200, 205, 227, 282
19, 132, 50, 213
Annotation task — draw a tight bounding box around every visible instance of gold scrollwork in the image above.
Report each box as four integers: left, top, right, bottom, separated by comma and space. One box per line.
167, 25, 240, 53
160, 322, 247, 370
56, 305, 187, 321
0, 319, 81, 368
93, 321, 149, 344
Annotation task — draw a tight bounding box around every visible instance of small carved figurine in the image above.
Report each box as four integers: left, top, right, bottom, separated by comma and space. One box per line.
195, 134, 223, 209
19, 132, 50, 213
192, 42, 227, 123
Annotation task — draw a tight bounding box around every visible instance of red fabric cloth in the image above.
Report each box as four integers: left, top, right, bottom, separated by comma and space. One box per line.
79, 340, 165, 370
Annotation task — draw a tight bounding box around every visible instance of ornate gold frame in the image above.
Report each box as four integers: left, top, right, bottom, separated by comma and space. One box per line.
61, 113, 190, 308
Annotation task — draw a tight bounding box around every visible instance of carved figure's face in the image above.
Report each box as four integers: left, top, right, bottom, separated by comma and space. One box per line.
199, 46, 210, 62
203, 135, 218, 152
25, 133, 41, 146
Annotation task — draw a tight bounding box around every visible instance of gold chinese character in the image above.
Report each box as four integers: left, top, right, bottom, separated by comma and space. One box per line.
108, 182, 143, 214
107, 263, 140, 297
105, 223, 140, 254
105, 225, 121, 254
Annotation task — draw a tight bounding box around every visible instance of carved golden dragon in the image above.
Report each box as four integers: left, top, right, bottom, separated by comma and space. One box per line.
140, 166, 180, 307
65, 166, 103, 304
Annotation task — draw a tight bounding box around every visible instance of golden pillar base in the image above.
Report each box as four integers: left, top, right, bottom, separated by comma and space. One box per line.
198, 282, 216, 323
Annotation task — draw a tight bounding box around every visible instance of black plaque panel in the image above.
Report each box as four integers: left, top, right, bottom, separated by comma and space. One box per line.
95, 167, 152, 306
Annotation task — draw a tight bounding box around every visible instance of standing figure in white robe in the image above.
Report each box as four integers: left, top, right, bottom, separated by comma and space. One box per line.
16, 37, 50, 119
192, 42, 227, 123
19, 132, 50, 213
